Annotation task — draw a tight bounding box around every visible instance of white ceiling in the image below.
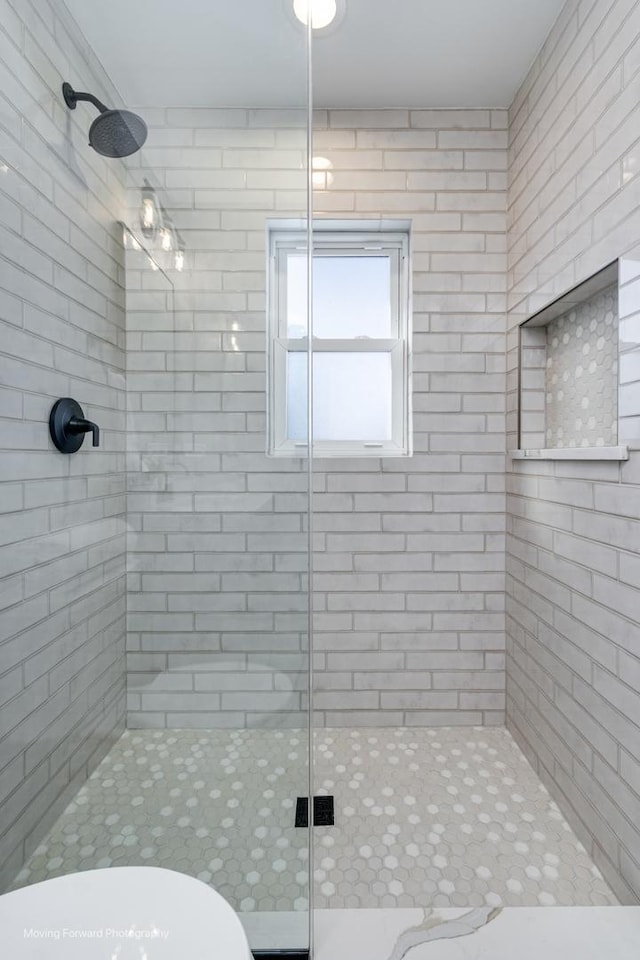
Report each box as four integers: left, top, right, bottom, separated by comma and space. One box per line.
63, 0, 565, 109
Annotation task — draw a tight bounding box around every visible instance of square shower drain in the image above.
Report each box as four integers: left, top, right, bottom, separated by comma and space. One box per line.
295, 796, 334, 827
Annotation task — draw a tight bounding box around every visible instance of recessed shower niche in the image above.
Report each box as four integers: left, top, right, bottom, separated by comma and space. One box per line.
516, 259, 640, 459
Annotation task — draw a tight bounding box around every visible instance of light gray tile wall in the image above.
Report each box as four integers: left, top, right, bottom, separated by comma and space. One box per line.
313, 111, 507, 727
124, 108, 508, 729
507, 0, 640, 904
619, 259, 640, 443
0, 0, 127, 890
124, 109, 310, 731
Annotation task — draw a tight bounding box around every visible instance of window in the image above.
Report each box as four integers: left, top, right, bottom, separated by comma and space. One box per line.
267, 221, 411, 457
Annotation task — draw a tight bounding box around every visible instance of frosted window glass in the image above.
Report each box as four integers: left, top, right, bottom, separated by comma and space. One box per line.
287, 254, 392, 339
286, 255, 308, 339
313, 257, 392, 338
287, 352, 392, 443
313, 354, 392, 441
287, 352, 308, 441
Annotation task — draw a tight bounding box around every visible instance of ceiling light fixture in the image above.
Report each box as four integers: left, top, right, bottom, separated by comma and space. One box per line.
293, 0, 337, 29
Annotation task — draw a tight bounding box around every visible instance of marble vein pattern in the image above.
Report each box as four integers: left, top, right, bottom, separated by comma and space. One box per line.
387, 906, 500, 960
313, 907, 640, 960
12, 727, 615, 913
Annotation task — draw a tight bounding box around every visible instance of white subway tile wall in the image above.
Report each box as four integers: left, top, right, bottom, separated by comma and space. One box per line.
0, 0, 127, 891
123, 107, 508, 730
313, 110, 506, 727
507, 0, 640, 905
124, 112, 311, 732
619, 259, 640, 444
5, 0, 640, 912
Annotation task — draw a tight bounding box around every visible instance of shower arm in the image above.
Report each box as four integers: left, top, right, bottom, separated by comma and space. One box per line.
62, 82, 108, 115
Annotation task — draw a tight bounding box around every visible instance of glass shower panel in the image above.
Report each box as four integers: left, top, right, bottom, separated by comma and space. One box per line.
1, 1, 312, 956
121, 10, 312, 956
124, 146, 312, 953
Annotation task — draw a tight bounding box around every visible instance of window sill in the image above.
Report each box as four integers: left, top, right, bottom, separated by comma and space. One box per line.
269, 445, 411, 458
510, 445, 629, 461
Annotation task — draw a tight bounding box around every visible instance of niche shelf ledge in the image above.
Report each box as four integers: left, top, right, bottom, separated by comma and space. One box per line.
510, 445, 629, 461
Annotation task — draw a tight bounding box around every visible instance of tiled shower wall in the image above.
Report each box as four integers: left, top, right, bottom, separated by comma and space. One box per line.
507, 0, 640, 903
124, 112, 310, 731
124, 107, 508, 729
312, 112, 507, 727
0, 0, 127, 890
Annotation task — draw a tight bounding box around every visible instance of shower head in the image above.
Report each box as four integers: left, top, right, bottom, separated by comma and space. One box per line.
88, 109, 148, 158
62, 82, 147, 158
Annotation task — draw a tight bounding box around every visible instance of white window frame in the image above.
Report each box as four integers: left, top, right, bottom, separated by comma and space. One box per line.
267, 220, 412, 458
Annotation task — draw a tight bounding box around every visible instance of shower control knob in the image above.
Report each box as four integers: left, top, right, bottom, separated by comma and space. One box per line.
49, 398, 100, 453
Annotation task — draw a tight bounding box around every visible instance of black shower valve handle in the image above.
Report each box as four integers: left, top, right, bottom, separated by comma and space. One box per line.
68, 416, 100, 448
49, 398, 100, 454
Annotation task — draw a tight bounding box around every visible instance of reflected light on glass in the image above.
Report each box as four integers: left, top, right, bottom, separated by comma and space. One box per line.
623, 154, 638, 184
312, 156, 334, 190
139, 179, 159, 239
141, 198, 155, 230
293, 0, 337, 28
159, 226, 173, 251
174, 248, 185, 272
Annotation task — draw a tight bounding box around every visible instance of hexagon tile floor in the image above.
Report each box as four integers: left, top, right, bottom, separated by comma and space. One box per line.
312, 727, 615, 909
12, 726, 616, 913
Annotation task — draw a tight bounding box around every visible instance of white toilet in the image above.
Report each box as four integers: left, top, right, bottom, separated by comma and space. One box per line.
0, 867, 252, 959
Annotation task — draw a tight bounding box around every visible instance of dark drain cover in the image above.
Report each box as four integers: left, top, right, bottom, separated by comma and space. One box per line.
313, 795, 335, 826
295, 798, 308, 828
295, 796, 335, 827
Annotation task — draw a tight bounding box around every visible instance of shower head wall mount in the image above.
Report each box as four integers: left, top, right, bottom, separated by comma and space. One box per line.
62, 82, 108, 114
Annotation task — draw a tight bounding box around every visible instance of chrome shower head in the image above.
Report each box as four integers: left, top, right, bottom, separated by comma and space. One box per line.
62, 82, 147, 158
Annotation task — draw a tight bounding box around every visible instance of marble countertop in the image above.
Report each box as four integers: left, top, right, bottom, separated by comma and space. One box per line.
314, 906, 640, 960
